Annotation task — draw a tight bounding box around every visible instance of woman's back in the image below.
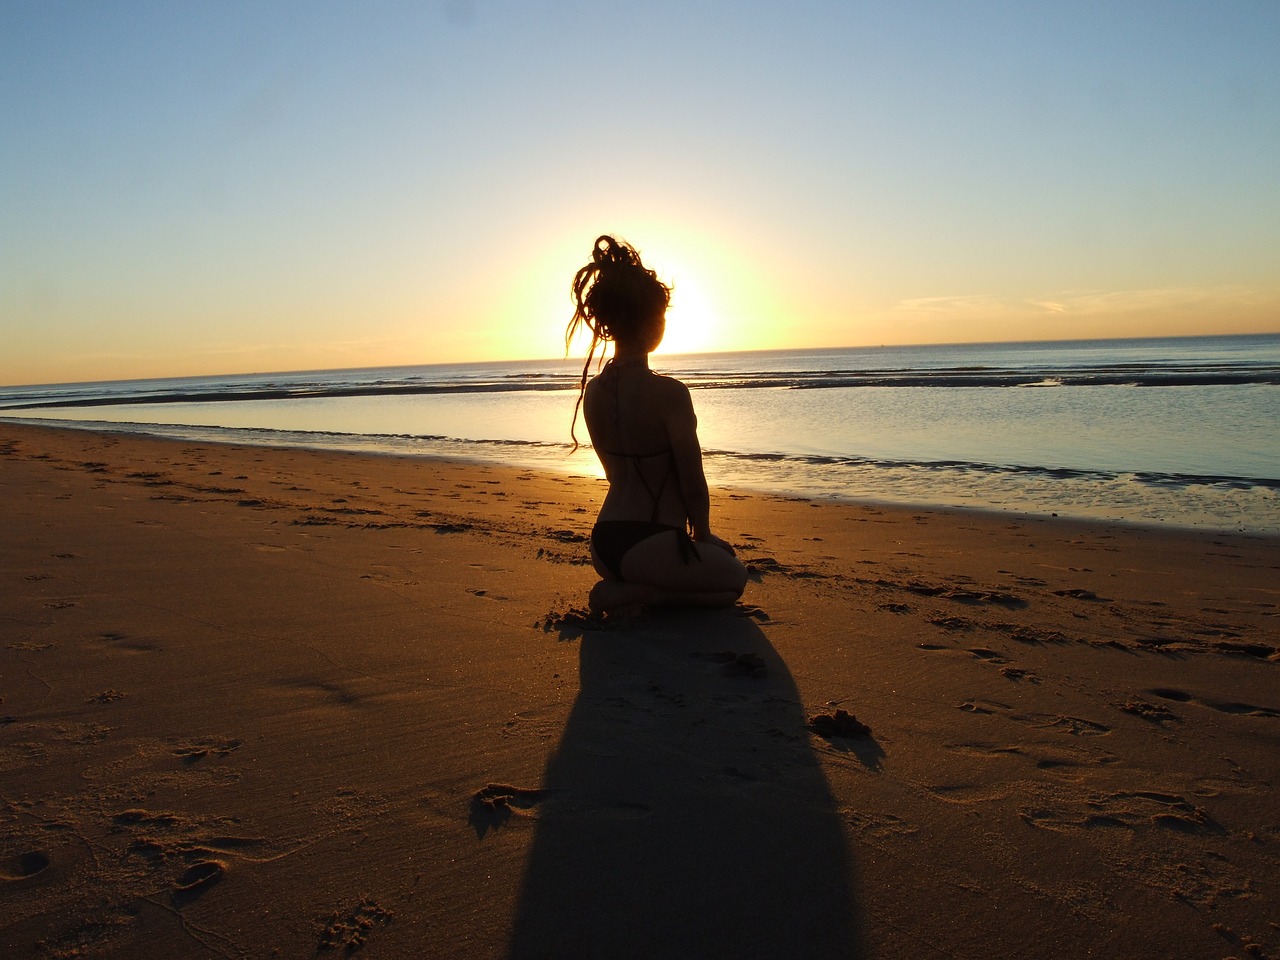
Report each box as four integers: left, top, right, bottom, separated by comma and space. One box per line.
584, 362, 690, 527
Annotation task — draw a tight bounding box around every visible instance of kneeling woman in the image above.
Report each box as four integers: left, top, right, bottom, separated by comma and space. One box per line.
566, 235, 749, 612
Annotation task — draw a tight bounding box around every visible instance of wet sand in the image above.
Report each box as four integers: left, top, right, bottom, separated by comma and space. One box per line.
1, 421, 1277, 959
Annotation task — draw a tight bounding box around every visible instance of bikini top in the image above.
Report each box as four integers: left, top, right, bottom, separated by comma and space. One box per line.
596, 359, 679, 523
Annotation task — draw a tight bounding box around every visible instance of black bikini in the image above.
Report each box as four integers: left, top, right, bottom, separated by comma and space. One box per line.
590, 361, 698, 580
592, 519, 689, 580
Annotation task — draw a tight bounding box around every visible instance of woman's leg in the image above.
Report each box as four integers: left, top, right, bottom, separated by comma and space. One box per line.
588, 579, 742, 613
588, 530, 748, 613
619, 530, 747, 601
589, 541, 661, 613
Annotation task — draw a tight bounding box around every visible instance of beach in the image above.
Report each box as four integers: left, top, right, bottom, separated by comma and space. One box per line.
1, 420, 1277, 959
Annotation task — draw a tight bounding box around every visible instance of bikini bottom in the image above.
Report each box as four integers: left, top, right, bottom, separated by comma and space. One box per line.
591, 520, 698, 581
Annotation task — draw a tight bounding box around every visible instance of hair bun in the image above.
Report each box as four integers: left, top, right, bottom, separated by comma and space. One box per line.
593, 235, 639, 268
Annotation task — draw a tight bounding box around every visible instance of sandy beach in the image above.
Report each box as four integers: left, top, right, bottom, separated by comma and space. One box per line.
1, 420, 1276, 959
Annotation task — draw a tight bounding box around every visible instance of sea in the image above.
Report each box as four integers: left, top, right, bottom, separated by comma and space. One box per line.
3, 334, 1279, 534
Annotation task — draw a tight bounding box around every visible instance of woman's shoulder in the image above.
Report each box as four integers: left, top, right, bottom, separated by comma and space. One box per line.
585, 364, 691, 405
650, 371, 693, 404
587, 364, 687, 388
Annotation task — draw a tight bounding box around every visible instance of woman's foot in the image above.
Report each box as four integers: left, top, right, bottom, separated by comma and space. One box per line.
589, 579, 655, 615
589, 580, 744, 615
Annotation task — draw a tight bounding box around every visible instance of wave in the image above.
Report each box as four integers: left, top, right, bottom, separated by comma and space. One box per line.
703, 447, 1280, 491
3, 359, 1278, 411
0, 377, 574, 411
693, 359, 1280, 390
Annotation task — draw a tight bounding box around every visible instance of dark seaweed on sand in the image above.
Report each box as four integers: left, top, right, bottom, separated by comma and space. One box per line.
806, 709, 872, 739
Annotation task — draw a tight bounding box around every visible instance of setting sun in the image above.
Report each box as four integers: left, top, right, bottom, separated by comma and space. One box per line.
554, 235, 738, 363
656, 271, 721, 356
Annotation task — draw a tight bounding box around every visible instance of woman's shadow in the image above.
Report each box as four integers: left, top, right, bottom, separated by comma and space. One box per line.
501, 606, 870, 960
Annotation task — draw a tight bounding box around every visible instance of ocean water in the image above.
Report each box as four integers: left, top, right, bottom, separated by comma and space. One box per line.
3, 334, 1279, 533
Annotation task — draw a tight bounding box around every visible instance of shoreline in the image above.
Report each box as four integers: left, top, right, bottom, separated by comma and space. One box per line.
5, 415, 1278, 539
2, 420, 1277, 959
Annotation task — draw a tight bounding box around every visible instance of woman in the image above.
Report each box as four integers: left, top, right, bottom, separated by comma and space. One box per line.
566, 235, 749, 612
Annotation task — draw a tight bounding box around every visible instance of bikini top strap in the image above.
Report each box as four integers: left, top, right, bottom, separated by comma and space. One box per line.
609, 360, 672, 523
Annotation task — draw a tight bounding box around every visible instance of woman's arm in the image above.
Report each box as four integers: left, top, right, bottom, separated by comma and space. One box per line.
663, 380, 733, 551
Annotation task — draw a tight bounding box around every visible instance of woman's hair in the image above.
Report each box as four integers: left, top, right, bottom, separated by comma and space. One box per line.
565, 235, 671, 449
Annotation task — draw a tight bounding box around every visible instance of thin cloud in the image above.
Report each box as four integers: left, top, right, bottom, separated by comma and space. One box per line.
896, 285, 1272, 320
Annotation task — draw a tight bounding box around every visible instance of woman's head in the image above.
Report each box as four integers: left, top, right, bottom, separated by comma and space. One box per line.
566, 236, 670, 355
565, 236, 672, 448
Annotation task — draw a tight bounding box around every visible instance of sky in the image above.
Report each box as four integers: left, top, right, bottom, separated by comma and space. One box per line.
2, 1, 1278, 386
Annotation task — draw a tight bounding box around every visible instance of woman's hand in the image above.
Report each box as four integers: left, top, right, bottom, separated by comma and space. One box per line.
695, 532, 737, 556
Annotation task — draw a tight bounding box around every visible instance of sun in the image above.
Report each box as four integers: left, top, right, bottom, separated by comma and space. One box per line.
655, 271, 721, 356
530, 229, 748, 362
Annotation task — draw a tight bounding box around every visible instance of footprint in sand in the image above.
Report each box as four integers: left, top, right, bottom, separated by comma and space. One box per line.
999, 666, 1040, 684
0, 851, 50, 881
1053, 588, 1108, 601
948, 740, 1111, 776
468, 783, 649, 838
1003, 573, 1048, 586
469, 784, 553, 837
172, 737, 242, 763
690, 650, 768, 678
1021, 790, 1223, 835
95, 632, 161, 654
114, 808, 188, 829
171, 859, 226, 905
841, 809, 920, 842
361, 565, 420, 587
1210, 640, 1278, 659
277, 678, 368, 707
433, 522, 472, 533
967, 647, 1011, 664
904, 581, 1025, 608
921, 641, 1022, 672
929, 615, 977, 631
956, 700, 1111, 736
1036, 715, 1112, 737
1118, 697, 1180, 724
1149, 687, 1279, 719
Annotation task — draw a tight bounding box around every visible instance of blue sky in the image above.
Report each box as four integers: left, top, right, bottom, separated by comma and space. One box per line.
2, 1, 1277, 385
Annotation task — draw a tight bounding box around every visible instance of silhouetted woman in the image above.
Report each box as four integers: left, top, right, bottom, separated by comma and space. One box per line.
566, 235, 748, 612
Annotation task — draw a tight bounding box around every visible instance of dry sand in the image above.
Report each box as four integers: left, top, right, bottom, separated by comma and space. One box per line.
1, 420, 1277, 959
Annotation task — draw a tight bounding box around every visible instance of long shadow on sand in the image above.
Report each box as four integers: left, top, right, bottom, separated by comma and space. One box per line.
505, 607, 865, 960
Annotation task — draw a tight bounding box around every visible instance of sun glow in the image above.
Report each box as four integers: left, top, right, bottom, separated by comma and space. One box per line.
556, 253, 730, 361
657, 271, 721, 356
539, 221, 791, 364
